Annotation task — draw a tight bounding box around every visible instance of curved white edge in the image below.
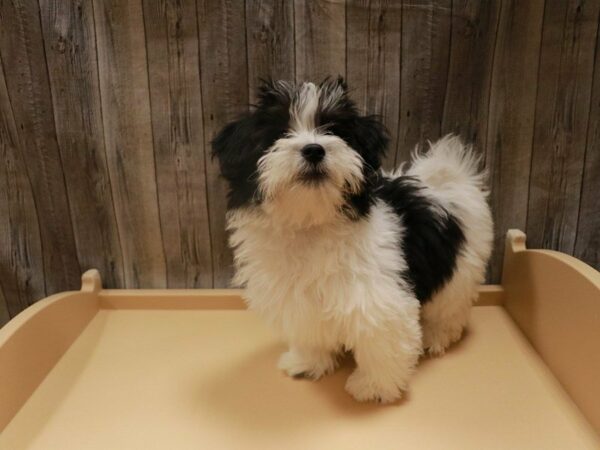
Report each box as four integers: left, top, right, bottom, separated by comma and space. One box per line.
0, 290, 84, 345
526, 249, 600, 288
504, 228, 600, 290
506, 228, 527, 253
81, 269, 103, 293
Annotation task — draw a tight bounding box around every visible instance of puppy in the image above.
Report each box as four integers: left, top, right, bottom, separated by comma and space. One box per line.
212, 78, 493, 403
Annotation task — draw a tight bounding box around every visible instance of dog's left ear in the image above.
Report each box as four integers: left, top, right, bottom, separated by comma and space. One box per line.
320, 75, 348, 92
319, 76, 350, 107
353, 115, 389, 172
333, 75, 348, 92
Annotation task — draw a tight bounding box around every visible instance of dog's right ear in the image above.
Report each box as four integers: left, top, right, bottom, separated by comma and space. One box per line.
211, 116, 254, 182
256, 79, 293, 108
212, 116, 264, 209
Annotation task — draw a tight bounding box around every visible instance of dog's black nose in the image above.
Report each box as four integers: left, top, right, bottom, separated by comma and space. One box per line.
301, 144, 325, 164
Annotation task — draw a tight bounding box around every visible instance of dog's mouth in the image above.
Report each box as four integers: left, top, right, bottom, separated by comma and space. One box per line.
298, 167, 328, 185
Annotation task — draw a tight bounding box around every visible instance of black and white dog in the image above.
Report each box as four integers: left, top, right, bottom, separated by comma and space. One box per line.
213, 78, 493, 403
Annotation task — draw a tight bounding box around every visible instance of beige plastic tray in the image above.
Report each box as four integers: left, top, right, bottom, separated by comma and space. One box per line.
1, 230, 599, 450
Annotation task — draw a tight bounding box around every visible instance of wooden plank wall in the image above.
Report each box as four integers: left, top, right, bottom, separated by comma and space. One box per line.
1, 0, 599, 325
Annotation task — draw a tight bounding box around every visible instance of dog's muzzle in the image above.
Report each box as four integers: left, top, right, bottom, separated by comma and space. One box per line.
298, 144, 328, 184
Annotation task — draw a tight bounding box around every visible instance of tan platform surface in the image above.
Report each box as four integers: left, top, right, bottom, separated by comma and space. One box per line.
1, 306, 598, 450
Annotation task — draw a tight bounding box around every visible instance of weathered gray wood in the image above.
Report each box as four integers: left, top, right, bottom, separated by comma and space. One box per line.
3, 0, 600, 320
39, 0, 124, 288
346, 0, 402, 170
396, 0, 452, 165
0, 284, 9, 327
0, 0, 81, 294
442, 1, 501, 282
526, 0, 600, 254
197, 0, 249, 287
575, 28, 600, 270
442, 0, 501, 153
294, 0, 346, 81
92, 0, 167, 288
485, 0, 545, 282
246, 0, 295, 103
0, 54, 45, 317
143, 0, 213, 288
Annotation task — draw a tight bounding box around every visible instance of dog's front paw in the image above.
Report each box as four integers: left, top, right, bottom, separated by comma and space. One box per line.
345, 370, 403, 403
278, 349, 336, 380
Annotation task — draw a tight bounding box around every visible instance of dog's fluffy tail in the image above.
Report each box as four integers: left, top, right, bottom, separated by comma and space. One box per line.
405, 134, 487, 194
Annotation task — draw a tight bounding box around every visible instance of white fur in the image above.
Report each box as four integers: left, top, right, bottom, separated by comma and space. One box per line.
290, 82, 319, 132
228, 134, 492, 403
407, 136, 493, 355
258, 132, 364, 212
229, 201, 422, 402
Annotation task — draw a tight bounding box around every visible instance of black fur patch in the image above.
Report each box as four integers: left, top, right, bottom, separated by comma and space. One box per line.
212, 81, 292, 209
317, 78, 388, 220
375, 176, 465, 303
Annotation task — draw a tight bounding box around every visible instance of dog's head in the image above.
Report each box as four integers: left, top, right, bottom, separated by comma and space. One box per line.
212, 77, 388, 226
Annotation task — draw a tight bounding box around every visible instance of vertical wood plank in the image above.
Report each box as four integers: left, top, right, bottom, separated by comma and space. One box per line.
486, 0, 545, 281
294, 0, 346, 81
442, 1, 501, 281
39, 0, 124, 288
395, 0, 452, 165
346, 0, 402, 170
246, 0, 295, 103
92, 0, 167, 287
142, 0, 213, 288
441, 0, 501, 153
575, 9, 600, 272
0, 285, 9, 327
198, 0, 249, 287
526, 0, 600, 253
0, 0, 81, 294
0, 55, 45, 317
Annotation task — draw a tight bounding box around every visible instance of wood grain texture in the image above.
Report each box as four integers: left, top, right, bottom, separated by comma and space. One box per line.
346, 0, 402, 170
39, 0, 124, 288
143, 0, 213, 288
0, 55, 45, 322
0, 0, 81, 295
2, 0, 600, 320
294, 0, 346, 81
246, 0, 295, 103
0, 285, 8, 327
526, 0, 600, 253
485, 0, 545, 281
396, 0, 452, 164
441, 1, 500, 280
442, 0, 500, 152
197, 0, 249, 287
92, 0, 167, 288
575, 14, 600, 271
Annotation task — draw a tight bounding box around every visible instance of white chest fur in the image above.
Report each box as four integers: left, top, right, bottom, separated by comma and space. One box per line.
227, 201, 416, 348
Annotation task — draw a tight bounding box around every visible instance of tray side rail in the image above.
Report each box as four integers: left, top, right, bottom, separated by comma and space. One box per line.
502, 230, 600, 435
0, 270, 101, 431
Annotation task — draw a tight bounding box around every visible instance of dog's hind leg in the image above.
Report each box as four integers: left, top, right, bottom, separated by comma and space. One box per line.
421, 260, 479, 356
